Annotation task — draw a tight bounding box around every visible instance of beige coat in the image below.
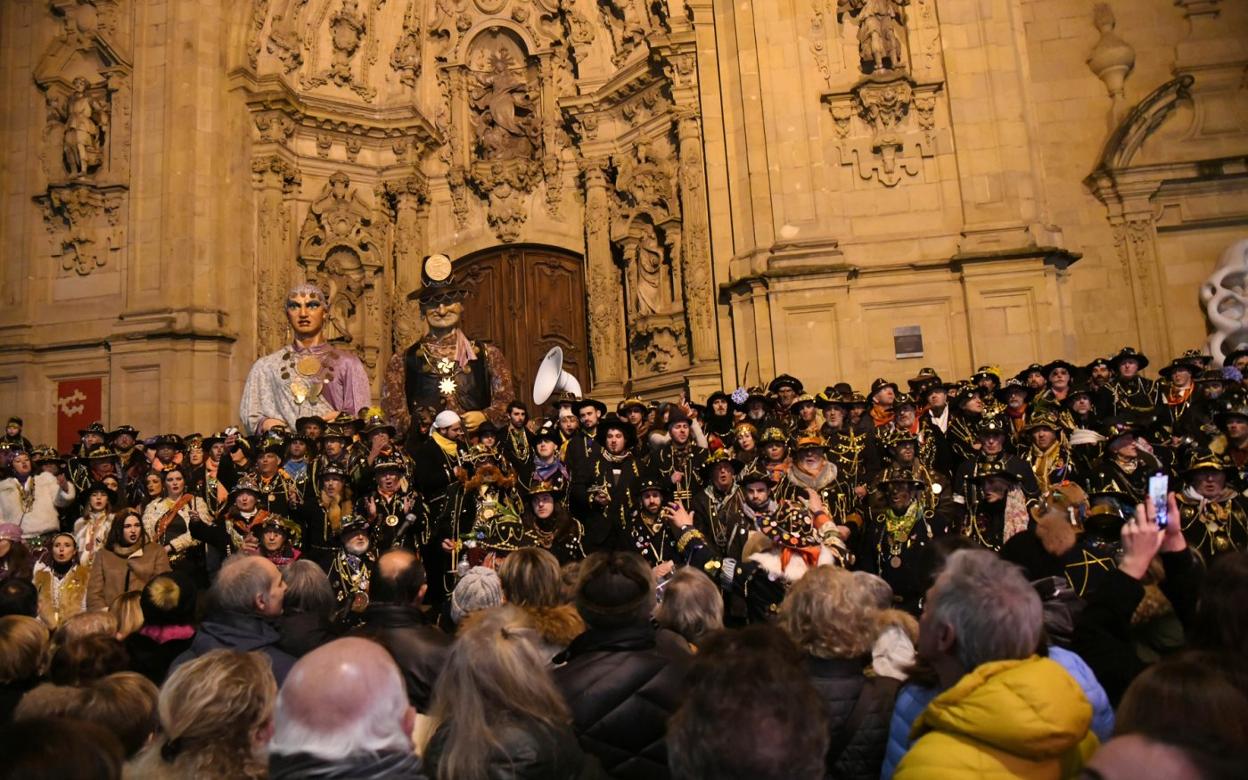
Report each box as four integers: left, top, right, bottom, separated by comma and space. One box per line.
87, 543, 172, 611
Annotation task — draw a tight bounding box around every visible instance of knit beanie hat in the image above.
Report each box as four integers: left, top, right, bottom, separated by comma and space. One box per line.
433, 410, 462, 431
0, 524, 22, 543
450, 566, 502, 624
139, 570, 197, 626
575, 552, 655, 630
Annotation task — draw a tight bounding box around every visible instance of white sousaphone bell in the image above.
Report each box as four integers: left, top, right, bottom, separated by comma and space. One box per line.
532, 347, 583, 405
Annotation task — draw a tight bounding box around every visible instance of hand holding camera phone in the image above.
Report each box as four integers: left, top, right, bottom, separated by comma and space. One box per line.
1148, 472, 1169, 529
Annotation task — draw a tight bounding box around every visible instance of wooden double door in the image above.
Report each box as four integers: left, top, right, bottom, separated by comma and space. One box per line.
456, 245, 589, 411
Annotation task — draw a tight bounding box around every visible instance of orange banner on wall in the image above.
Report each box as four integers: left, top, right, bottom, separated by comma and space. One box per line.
56, 378, 103, 454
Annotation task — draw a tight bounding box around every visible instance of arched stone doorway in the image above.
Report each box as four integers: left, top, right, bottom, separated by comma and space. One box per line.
456, 245, 589, 411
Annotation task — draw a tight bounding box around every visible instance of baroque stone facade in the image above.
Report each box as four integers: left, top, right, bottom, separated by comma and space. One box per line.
0, 0, 1245, 436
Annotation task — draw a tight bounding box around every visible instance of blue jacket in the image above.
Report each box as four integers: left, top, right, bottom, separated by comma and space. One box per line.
170, 610, 297, 685
879, 646, 1114, 779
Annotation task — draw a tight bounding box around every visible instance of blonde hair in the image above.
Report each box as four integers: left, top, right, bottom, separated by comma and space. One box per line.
427, 606, 571, 780
780, 566, 877, 659
0, 615, 50, 683
110, 591, 144, 638
654, 567, 724, 646
56, 610, 117, 645
81, 672, 159, 758
128, 650, 276, 780
498, 547, 563, 608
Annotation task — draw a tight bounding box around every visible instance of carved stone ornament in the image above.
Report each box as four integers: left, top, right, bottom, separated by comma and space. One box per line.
301, 0, 377, 101
838, 0, 909, 75
1202, 239, 1248, 365
36, 183, 125, 276
298, 172, 387, 348
630, 313, 689, 375
1087, 3, 1135, 127
823, 75, 940, 187
33, 0, 133, 276
391, 0, 423, 87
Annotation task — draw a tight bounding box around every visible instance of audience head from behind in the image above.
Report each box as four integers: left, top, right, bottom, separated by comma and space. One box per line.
450, 566, 502, 626
917, 548, 1043, 687
56, 610, 118, 646
498, 547, 563, 609
1192, 550, 1248, 656
0, 615, 48, 687
574, 551, 655, 630
668, 624, 829, 780
0, 717, 124, 780
77, 672, 160, 760
268, 637, 421, 780
139, 571, 196, 628
110, 590, 144, 639
780, 565, 877, 661
48, 633, 128, 686
426, 605, 583, 780
371, 548, 427, 606
212, 554, 286, 618
1115, 650, 1248, 753
654, 567, 724, 648
0, 579, 37, 619
1082, 733, 1248, 780
130, 649, 277, 780
280, 559, 335, 616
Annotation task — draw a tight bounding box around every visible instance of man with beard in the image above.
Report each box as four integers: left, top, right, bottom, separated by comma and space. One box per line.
329, 516, 377, 621
108, 424, 144, 495
962, 460, 1033, 552
308, 423, 360, 495
518, 421, 568, 501
866, 394, 942, 480
571, 416, 642, 552
918, 377, 953, 435
1172, 448, 1248, 561
1086, 356, 1114, 393
248, 430, 300, 517
702, 391, 736, 443
1021, 411, 1077, 495
862, 468, 954, 613
1212, 399, 1248, 488
616, 397, 651, 454
997, 379, 1031, 439
690, 449, 747, 552
358, 409, 413, 494
1177, 369, 1231, 445
1016, 363, 1047, 393
785, 393, 820, 438
1088, 416, 1164, 505
68, 421, 107, 474
869, 433, 951, 512
1002, 483, 1122, 600
296, 462, 354, 567
519, 481, 585, 565
219, 475, 269, 556
282, 430, 313, 491
742, 386, 777, 430
364, 453, 425, 552
623, 476, 718, 579
1108, 347, 1158, 415
498, 400, 535, 472
437, 445, 523, 562
565, 398, 607, 490
768, 374, 804, 427
952, 416, 1039, 501
779, 435, 857, 545
651, 408, 708, 504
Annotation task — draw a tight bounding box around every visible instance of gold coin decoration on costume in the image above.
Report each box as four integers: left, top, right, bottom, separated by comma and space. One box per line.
295, 354, 323, 377
424, 253, 453, 282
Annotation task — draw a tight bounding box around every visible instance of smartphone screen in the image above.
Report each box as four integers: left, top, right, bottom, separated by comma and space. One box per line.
1148, 473, 1169, 529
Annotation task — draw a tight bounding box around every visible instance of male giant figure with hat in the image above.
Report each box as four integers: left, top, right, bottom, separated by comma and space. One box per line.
381, 253, 516, 443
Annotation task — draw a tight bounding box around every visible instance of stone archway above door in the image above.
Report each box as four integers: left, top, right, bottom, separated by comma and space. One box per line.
455, 245, 588, 411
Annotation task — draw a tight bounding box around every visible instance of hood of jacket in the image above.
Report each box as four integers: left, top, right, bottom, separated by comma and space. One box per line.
269, 750, 426, 780
910, 656, 1092, 760
191, 610, 283, 654
524, 603, 585, 648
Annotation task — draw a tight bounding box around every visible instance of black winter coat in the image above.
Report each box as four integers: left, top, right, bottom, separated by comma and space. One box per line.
124, 631, 194, 685
424, 720, 605, 780
552, 623, 690, 780
350, 603, 451, 711
806, 656, 898, 780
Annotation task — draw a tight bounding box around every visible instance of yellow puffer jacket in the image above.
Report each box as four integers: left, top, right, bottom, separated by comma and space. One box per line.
895, 656, 1099, 779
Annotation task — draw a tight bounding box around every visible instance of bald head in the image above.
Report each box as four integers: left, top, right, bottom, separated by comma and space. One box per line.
269, 638, 414, 760
211, 555, 285, 617
372, 550, 426, 606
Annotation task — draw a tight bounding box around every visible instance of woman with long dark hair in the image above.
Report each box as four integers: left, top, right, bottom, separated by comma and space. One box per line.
87, 508, 171, 611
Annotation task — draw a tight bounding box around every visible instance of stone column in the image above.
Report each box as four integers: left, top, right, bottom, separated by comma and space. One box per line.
676, 112, 718, 365
380, 175, 428, 354
581, 157, 625, 391
250, 155, 301, 356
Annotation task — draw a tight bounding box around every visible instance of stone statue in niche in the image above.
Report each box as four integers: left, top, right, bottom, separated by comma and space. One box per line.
840, 0, 907, 74
318, 246, 366, 344
470, 45, 540, 161
60, 77, 109, 178
623, 221, 673, 317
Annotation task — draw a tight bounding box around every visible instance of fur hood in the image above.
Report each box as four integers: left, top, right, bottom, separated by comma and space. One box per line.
522, 603, 586, 648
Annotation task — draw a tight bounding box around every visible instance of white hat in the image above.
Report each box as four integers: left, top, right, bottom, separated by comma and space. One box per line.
433, 410, 461, 430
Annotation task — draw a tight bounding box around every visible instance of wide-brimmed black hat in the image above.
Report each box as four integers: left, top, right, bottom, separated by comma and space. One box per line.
1110, 347, 1149, 371
633, 474, 672, 500
1043, 360, 1078, 378
595, 416, 637, 450
869, 378, 899, 398
533, 421, 561, 446
768, 374, 804, 394
150, 433, 185, 451
78, 421, 107, 438
995, 379, 1030, 402
109, 424, 140, 440
575, 398, 608, 417
700, 449, 744, 481
1015, 363, 1046, 382
1159, 357, 1201, 379
338, 515, 371, 541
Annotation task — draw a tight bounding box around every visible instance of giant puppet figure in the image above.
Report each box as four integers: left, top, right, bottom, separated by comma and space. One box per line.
381, 253, 516, 439
239, 282, 372, 435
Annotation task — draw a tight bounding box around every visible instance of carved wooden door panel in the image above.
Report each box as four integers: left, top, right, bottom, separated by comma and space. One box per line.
457, 246, 588, 411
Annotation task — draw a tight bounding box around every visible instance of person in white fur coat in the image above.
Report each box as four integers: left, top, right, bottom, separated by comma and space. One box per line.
0, 449, 77, 541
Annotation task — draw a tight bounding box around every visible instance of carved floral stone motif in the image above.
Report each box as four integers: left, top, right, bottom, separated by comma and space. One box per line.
37, 184, 125, 276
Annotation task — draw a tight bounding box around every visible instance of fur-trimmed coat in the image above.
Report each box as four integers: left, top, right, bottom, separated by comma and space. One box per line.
0, 473, 76, 537
519, 603, 585, 665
